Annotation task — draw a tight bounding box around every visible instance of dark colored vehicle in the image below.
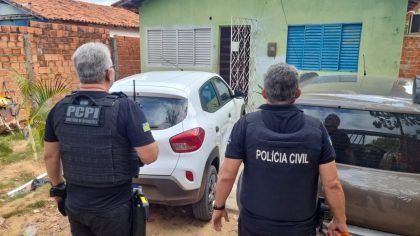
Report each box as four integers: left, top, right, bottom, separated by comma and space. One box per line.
237, 75, 420, 235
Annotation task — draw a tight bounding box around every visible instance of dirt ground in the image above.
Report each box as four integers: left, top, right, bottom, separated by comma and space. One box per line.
0, 138, 240, 236
0, 190, 240, 236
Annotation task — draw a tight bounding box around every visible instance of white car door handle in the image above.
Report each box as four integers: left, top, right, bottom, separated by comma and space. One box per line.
228, 113, 231, 118
216, 126, 220, 132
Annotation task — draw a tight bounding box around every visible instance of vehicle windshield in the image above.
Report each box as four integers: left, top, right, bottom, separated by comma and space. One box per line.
133, 96, 187, 130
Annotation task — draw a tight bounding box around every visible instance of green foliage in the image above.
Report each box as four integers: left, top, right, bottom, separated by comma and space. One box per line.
0, 151, 30, 164
2, 200, 46, 218
13, 73, 70, 125
0, 143, 12, 157
26, 200, 47, 209
0, 133, 25, 142
12, 72, 70, 157
0, 134, 30, 164
0, 191, 28, 209
0, 133, 26, 162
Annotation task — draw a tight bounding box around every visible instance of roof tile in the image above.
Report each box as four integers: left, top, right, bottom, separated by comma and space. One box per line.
11, 0, 139, 28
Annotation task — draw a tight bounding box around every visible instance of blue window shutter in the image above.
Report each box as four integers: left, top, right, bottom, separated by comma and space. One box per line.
286, 26, 305, 69
302, 25, 322, 70
321, 24, 342, 71
339, 24, 362, 72
286, 23, 362, 72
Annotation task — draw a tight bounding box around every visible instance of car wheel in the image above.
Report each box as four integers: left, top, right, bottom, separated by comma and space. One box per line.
192, 165, 217, 221
236, 170, 243, 211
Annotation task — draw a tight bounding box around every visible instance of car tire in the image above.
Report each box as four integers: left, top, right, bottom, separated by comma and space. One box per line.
236, 170, 243, 211
192, 165, 217, 221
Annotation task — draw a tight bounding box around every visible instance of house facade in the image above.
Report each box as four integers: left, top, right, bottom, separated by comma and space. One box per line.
131, 0, 408, 106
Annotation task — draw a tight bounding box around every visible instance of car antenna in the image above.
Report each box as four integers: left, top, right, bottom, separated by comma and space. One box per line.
161, 56, 184, 71
363, 54, 367, 76
133, 79, 136, 102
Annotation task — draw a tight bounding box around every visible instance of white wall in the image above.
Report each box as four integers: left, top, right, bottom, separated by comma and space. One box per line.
107, 26, 139, 37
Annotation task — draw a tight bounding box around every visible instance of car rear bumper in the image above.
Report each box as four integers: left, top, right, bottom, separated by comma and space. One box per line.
132, 175, 201, 206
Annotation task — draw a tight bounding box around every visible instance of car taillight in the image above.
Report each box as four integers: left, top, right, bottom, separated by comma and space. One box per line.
170, 128, 205, 153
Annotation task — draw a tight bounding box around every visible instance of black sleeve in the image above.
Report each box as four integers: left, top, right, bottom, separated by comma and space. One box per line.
44, 106, 58, 142
225, 117, 247, 160
319, 123, 336, 164
118, 98, 155, 147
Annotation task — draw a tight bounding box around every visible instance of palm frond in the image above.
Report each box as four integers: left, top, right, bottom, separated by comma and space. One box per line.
12, 73, 33, 106
29, 78, 71, 124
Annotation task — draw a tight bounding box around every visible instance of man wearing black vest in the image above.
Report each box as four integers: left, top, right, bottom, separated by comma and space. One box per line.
212, 63, 348, 235
44, 42, 159, 236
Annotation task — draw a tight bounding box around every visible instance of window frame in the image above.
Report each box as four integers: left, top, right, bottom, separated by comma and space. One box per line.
146, 27, 213, 68
210, 76, 233, 106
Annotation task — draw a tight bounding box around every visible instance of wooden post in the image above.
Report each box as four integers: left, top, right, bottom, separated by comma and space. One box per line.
110, 37, 120, 81
23, 33, 38, 160
23, 33, 34, 82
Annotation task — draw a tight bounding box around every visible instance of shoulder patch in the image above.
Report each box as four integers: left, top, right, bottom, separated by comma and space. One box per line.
142, 122, 151, 132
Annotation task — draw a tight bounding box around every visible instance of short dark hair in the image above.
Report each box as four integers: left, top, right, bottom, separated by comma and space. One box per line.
325, 114, 341, 125
264, 63, 299, 103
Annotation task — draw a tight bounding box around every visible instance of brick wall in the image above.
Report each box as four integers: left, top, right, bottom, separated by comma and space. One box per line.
115, 35, 140, 79
0, 23, 108, 123
0, 21, 141, 123
0, 21, 109, 105
0, 26, 29, 105
399, 35, 420, 78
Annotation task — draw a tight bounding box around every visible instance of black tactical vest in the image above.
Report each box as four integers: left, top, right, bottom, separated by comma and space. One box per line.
240, 110, 323, 222
53, 92, 139, 187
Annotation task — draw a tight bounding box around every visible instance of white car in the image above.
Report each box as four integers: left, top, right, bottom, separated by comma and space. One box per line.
110, 71, 245, 220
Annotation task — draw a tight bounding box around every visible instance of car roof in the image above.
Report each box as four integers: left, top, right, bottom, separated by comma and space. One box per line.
112, 71, 219, 94
297, 75, 420, 114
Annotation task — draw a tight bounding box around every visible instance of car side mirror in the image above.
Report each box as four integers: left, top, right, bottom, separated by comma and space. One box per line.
234, 90, 244, 98
414, 75, 420, 104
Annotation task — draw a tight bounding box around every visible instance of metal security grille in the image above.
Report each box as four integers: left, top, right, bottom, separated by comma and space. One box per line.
230, 17, 258, 112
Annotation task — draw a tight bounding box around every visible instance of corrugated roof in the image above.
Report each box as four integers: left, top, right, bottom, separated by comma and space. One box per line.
10, 0, 139, 28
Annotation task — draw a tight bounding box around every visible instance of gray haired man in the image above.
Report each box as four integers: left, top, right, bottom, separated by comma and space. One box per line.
212, 63, 348, 235
44, 42, 158, 235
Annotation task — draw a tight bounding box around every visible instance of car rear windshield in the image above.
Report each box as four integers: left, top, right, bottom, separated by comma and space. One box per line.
134, 96, 187, 130
299, 105, 420, 174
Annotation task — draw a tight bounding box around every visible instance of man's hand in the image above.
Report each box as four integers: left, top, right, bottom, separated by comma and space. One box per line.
327, 219, 349, 236
212, 209, 229, 231
212, 158, 242, 232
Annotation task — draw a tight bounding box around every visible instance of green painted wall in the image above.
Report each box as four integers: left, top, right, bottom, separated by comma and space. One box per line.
139, 0, 407, 105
